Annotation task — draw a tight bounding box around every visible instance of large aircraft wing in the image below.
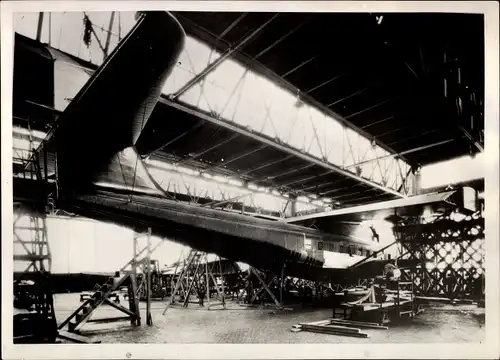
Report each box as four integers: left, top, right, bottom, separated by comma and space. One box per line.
283, 187, 479, 226
40, 11, 452, 283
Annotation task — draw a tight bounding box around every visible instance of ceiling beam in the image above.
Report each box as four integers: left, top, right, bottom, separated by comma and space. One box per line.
175, 133, 240, 166
204, 143, 267, 171
217, 13, 248, 40
171, 13, 279, 100
253, 16, 312, 60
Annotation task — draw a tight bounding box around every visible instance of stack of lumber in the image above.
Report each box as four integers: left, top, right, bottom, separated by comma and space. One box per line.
292, 318, 389, 338
329, 318, 388, 330
293, 320, 365, 338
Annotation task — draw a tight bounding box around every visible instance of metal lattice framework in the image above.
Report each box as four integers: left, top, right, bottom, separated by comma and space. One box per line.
13, 207, 58, 344
395, 212, 485, 300
16, 11, 416, 207
13, 210, 51, 274
163, 50, 415, 197
146, 159, 324, 219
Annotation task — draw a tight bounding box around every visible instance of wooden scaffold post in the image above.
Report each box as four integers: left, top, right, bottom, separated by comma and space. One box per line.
163, 249, 227, 314
146, 227, 153, 326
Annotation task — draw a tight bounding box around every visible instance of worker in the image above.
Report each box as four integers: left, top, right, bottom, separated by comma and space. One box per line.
198, 287, 205, 307
384, 262, 401, 281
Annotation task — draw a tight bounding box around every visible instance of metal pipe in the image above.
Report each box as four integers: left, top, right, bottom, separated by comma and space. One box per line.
172, 13, 279, 100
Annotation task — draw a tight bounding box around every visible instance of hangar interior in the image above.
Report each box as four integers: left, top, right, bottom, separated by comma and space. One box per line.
11, 11, 485, 344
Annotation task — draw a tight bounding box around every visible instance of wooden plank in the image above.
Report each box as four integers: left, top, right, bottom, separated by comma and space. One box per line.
329, 318, 384, 327
299, 319, 331, 326
57, 330, 101, 344
299, 326, 369, 338
330, 319, 388, 330
301, 324, 361, 334
299, 319, 364, 334
86, 316, 131, 324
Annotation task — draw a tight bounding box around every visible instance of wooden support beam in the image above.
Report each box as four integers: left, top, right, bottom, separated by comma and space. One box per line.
146, 227, 153, 325
103, 298, 135, 317
104, 11, 116, 57
87, 316, 131, 324
205, 254, 210, 307
163, 250, 198, 314
36, 13, 44, 42
251, 268, 282, 308
130, 236, 141, 326
280, 264, 286, 304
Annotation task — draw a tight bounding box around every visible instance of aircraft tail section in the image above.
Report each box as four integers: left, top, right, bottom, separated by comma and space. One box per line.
49, 12, 185, 195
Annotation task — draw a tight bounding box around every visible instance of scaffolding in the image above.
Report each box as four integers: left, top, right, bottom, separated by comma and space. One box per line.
12, 113, 59, 343
395, 210, 485, 302
57, 227, 160, 339
163, 249, 227, 313
13, 208, 58, 343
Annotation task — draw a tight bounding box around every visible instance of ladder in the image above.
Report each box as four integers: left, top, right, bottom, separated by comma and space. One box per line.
163, 249, 201, 313
163, 250, 226, 314
58, 271, 135, 333
204, 254, 226, 310
394, 273, 415, 318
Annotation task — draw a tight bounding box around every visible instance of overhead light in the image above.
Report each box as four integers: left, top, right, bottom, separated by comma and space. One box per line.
228, 178, 243, 187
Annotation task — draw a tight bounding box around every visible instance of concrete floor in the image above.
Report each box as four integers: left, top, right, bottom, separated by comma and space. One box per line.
54, 293, 485, 344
